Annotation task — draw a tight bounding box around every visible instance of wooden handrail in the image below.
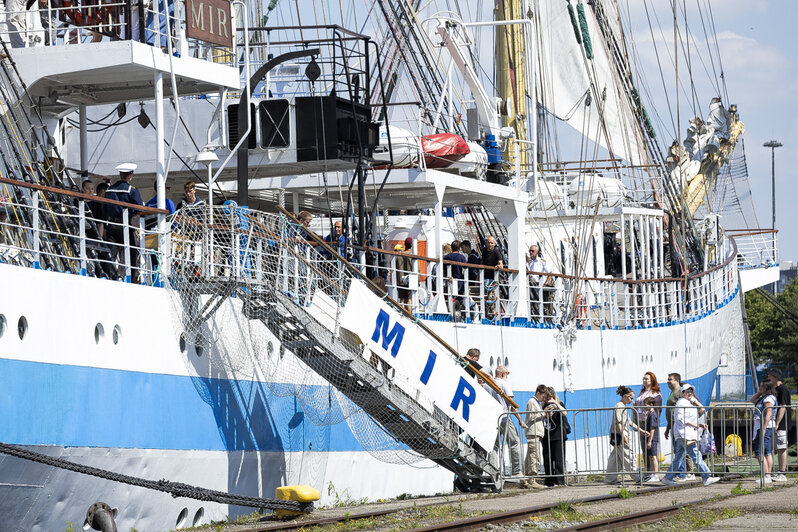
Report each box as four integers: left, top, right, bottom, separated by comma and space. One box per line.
725, 229, 779, 237
0, 176, 169, 215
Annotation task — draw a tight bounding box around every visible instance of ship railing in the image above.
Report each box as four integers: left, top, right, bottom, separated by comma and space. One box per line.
222, 25, 374, 101
495, 403, 794, 489
727, 229, 778, 270
2, 0, 235, 61
344, 237, 738, 329
0, 176, 167, 284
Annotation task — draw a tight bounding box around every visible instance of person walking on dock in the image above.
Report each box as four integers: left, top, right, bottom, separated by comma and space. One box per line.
664, 372, 695, 480
660, 384, 719, 486
605, 385, 648, 484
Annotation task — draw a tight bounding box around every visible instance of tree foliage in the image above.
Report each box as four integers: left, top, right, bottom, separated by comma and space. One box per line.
745, 277, 798, 388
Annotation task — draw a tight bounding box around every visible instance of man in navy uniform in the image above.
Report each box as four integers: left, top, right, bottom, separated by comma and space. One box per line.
104, 163, 144, 282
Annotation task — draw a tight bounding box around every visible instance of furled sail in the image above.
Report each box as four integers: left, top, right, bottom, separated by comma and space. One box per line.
535, 0, 646, 166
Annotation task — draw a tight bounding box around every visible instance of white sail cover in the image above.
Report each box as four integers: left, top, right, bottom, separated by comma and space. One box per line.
536, 1, 646, 165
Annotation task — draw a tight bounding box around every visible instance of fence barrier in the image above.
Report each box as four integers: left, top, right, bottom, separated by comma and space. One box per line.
496, 402, 797, 490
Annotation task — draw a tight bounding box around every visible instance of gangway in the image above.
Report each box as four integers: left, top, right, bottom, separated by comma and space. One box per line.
165, 206, 509, 492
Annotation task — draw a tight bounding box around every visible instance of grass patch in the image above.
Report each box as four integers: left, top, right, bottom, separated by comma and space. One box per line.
730, 481, 753, 495
636, 506, 744, 531
616, 487, 635, 499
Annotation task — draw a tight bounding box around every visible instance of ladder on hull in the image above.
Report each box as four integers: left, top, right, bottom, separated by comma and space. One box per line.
167, 208, 504, 492
241, 286, 501, 491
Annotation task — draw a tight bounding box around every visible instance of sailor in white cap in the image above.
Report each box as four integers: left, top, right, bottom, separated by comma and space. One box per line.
115, 162, 138, 174
104, 162, 144, 283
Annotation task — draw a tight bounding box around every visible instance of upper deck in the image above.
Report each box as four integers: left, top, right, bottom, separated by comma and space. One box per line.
4, 0, 241, 116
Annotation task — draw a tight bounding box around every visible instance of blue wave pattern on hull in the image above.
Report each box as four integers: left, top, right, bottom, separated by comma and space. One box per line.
0, 357, 718, 449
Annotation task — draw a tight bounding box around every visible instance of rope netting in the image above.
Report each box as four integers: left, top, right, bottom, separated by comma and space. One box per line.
162, 205, 471, 466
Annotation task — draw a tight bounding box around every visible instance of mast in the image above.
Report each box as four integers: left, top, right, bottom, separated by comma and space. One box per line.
495, 0, 529, 170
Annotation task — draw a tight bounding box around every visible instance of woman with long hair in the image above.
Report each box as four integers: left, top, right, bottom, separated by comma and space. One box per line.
605, 385, 649, 484
541, 386, 568, 487
633, 372, 663, 480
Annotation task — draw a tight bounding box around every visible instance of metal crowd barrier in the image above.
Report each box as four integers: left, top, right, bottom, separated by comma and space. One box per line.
495, 402, 796, 490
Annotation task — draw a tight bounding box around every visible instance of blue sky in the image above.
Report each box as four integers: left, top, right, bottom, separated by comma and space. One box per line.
627, 0, 797, 262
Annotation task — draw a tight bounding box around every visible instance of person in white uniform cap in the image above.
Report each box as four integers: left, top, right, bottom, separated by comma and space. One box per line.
104, 162, 144, 283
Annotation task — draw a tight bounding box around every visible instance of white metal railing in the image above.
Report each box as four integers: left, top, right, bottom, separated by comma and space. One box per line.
0, 195, 741, 329
0, 180, 163, 284
0, 0, 235, 60
730, 230, 778, 270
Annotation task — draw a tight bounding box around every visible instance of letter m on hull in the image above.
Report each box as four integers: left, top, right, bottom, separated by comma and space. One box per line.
371, 310, 405, 358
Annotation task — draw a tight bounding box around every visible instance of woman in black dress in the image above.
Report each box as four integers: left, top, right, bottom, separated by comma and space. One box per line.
541, 387, 569, 486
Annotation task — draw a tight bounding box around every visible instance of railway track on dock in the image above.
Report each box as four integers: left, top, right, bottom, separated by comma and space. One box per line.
243, 482, 706, 531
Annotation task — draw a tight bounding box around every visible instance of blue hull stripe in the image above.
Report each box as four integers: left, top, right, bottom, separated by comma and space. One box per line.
0, 357, 718, 450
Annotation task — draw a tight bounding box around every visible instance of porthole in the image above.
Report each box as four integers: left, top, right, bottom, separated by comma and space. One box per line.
179, 334, 187, 354
175, 507, 188, 528
489, 356, 494, 367
195, 339, 204, 357
0, 314, 6, 338
192, 507, 205, 527
504, 356, 509, 366
94, 323, 105, 344
613, 357, 617, 366
113, 325, 122, 345
552, 358, 558, 371
17, 316, 27, 340
267, 340, 274, 358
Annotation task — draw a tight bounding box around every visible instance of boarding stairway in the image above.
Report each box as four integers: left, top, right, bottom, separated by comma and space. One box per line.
166, 208, 502, 491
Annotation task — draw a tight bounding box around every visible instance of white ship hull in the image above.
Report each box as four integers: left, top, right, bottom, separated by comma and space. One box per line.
0, 260, 742, 530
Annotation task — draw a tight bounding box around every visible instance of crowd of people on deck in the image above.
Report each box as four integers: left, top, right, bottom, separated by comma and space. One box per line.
464, 359, 792, 490
78, 163, 202, 282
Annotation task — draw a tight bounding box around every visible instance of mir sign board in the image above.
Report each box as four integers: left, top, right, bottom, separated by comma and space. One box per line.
339, 278, 502, 449
185, 0, 233, 47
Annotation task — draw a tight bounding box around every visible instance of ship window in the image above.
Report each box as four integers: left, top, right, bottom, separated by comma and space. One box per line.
113, 325, 122, 345
504, 356, 509, 366
175, 507, 188, 528
17, 316, 27, 340
195, 339, 204, 357
193, 507, 205, 527
94, 323, 104, 344
179, 334, 187, 354
0, 314, 6, 338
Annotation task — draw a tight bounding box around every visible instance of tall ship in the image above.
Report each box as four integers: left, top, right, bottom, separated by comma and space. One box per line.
0, 0, 779, 530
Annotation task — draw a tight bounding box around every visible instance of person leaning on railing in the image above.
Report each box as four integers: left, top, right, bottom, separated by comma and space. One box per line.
103, 162, 144, 283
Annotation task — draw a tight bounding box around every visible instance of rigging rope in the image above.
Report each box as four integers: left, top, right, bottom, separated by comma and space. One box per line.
0, 442, 313, 512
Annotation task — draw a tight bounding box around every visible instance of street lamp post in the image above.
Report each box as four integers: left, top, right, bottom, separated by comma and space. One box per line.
763, 139, 782, 292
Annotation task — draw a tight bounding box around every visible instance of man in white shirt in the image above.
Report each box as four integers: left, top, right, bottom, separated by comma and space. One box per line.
494, 366, 526, 480
661, 384, 719, 486
527, 245, 552, 320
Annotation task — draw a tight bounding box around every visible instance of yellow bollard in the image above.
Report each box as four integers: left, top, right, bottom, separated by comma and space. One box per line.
275, 485, 321, 518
